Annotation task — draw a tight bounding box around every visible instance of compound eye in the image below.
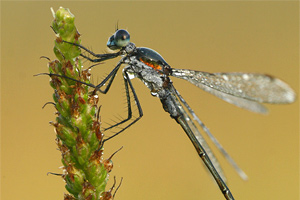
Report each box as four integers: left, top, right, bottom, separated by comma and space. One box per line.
114, 29, 130, 47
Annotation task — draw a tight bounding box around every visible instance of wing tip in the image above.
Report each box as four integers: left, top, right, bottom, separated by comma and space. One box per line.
274, 78, 297, 104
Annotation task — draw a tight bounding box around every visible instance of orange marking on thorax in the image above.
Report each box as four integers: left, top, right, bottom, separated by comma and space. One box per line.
140, 58, 162, 71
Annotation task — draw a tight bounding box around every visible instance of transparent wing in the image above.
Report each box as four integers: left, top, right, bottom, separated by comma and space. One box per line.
181, 78, 268, 113
171, 69, 296, 107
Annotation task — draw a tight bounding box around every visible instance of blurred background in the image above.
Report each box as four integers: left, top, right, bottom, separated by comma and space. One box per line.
1, 1, 299, 200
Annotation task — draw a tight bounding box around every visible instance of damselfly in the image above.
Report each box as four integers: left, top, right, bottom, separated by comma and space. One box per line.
56, 29, 296, 200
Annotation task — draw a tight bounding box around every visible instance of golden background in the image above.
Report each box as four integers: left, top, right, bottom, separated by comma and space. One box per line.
1, 1, 299, 200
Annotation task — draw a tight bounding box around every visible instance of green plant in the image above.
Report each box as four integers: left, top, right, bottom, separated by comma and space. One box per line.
45, 7, 117, 200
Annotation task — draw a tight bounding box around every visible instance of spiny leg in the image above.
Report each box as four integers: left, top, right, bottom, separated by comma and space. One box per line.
63, 40, 121, 62
102, 68, 143, 143
82, 59, 123, 94
80, 52, 120, 63
95, 61, 123, 94
38, 60, 123, 95
104, 69, 135, 131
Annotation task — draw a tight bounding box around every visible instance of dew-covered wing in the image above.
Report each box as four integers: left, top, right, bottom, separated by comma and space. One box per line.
172, 69, 296, 106
177, 78, 269, 114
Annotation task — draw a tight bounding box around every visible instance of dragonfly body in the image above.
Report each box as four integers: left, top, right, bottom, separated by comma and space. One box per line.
117, 42, 235, 199
57, 29, 295, 200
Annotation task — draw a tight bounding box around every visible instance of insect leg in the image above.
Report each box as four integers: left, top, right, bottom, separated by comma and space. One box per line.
80, 52, 120, 63
87, 61, 123, 94
103, 68, 143, 143
63, 40, 121, 62
103, 68, 134, 131
40, 60, 123, 94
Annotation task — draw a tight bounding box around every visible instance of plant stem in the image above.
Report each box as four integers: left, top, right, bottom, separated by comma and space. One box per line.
47, 7, 112, 200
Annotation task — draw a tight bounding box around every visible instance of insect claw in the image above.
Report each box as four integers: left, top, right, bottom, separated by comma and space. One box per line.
42, 102, 56, 109
47, 172, 63, 176
50, 25, 57, 34
40, 56, 51, 61
33, 72, 51, 77
113, 177, 123, 198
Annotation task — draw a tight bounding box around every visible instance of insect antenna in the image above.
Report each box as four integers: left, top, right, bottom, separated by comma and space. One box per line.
115, 20, 119, 31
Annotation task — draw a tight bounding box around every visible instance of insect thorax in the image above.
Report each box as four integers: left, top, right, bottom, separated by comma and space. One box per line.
124, 55, 169, 95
